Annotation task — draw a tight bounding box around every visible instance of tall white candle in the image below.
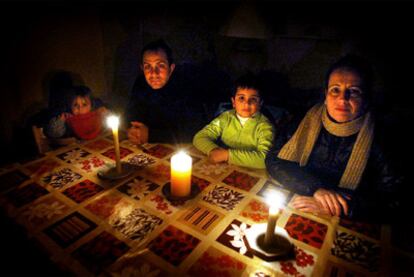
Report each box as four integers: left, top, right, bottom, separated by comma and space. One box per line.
170, 151, 192, 197
107, 115, 121, 173
264, 190, 284, 245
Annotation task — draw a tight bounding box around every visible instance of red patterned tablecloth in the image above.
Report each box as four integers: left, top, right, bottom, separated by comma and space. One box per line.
0, 135, 391, 276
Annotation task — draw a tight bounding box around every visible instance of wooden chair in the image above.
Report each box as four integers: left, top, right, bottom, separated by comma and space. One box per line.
32, 126, 77, 154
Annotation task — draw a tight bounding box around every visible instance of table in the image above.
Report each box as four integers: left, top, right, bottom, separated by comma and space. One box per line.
0, 134, 391, 276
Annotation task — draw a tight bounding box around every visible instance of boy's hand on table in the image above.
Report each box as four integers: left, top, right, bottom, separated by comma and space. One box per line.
208, 148, 229, 163
127, 121, 149, 145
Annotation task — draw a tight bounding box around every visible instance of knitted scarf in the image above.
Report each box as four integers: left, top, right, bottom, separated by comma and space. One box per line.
277, 103, 374, 190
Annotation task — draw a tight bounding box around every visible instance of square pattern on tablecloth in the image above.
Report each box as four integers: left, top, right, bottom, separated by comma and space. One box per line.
101, 147, 133, 161
85, 191, 135, 220
192, 175, 211, 191
285, 214, 328, 249
109, 208, 163, 241
141, 163, 170, 184
18, 195, 70, 229
324, 260, 363, 277
0, 170, 29, 192
188, 246, 246, 276
239, 199, 269, 223
117, 176, 159, 201
202, 185, 245, 211
24, 158, 62, 178
273, 246, 317, 277
257, 180, 294, 203
108, 253, 168, 277
339, 218, 381, 240
145, 193, 180, 216
72, 231, 130, 274
126, 154, 156, 167
42, 168, 82, 190
62, 179, 104, 203
5, 182, 49, 208
57, 148, 91, 164
148, 225, 200, 266
331, 230, 381, 272
177, 204, 224, 235
73, 156, 107, 173
216, 219, 253, 258
222, 170, 260, 192
143, 144, 174, 159
44, 211, 97, 248
83, 139, 112, 151
193, 160, 232, 179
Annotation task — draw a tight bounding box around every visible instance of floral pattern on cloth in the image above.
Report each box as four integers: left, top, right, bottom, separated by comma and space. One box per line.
274, 247, 316, 277
5, 182, 49, 208
108, 254, 167, 277
57, 148, 91, 164
109, 208, 163, 241
117, 176, 159, 201
72, 231, 130, 275
126, 154, 156, 167
177, 204, 224, 235
240, 199, 269, 223
85, 191, 135, 220
142, 144, 174, 159
73, 156, 107, 173
148, 225, 200, 266
202, 185, 245, 211
44, 211, 97, 248
0, 170, 30, 193
145, 193, 179, 215
192, 175, 211, 191
188, 246, 246, 276
142, 163, 170, 184
217, 219, 253, 258
83, 139, 112, 151
222, 170, 260, 192
101, 147, 133, 161
24, 159, 61, 179
285, 214, 328, 249
18, 196, 70, 229
62, 179, 104, 203
42, 168, 82, 189
331, 230, 381, 272
339, 218, 381, 240
257, 180, 294, 203
193, 161, 231, 179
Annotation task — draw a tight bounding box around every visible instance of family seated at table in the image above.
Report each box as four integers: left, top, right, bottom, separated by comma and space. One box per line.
40, 39, 402, 223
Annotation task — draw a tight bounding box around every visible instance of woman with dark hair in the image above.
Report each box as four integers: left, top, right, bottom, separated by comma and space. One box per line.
265, 55, 402, 221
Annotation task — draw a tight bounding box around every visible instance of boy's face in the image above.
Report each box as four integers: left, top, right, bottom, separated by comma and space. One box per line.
141, 49, 175, 90
231, 87, 261, 118
71, 96, 92, 115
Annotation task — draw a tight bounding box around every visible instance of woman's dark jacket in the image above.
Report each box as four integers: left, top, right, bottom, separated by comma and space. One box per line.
265, 115, 403, 222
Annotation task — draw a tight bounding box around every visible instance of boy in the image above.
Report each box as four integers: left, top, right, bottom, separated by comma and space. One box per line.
193, 73, 274, 169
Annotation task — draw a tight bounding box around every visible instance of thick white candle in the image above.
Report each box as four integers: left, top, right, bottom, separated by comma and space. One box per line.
170, 151, 192, 197
107, 116, 121, 173
264, 190, 284, 245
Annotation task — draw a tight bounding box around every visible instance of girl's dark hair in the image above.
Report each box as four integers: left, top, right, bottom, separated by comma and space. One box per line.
141, 39, 174, 65
325, 54, 374, 102
232, 72, 261, 98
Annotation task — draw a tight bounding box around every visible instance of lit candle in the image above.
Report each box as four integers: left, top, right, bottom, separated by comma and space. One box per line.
107, 115, 121, 173
170, 151, 192, 197
264, 190, 284, 245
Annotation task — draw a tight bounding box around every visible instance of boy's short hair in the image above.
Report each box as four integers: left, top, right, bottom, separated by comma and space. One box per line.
141, 39, 174, 65
232, 72, 261, 98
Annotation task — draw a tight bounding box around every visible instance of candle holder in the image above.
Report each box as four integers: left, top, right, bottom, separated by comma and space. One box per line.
161, 182, 200, 201
245, 223, 294, 261
97, 162, 135, 180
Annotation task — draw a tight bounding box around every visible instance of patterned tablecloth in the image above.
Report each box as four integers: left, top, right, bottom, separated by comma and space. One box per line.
0, 134, 390, 276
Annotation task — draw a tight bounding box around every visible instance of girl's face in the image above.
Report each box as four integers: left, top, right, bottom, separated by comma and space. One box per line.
325, 69, 366, 123
231, 88, 261, 118
71, 96, 92, 115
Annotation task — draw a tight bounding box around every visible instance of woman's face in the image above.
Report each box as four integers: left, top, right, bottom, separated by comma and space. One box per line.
325, 69, 366, 123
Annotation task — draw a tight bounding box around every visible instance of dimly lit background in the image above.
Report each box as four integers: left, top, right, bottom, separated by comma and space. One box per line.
1, 0, 413, 166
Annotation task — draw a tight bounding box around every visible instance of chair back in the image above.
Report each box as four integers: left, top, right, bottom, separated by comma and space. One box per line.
32, 126, 76, 154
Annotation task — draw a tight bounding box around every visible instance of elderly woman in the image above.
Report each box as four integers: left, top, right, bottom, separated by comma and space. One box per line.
265, 55, 402, 221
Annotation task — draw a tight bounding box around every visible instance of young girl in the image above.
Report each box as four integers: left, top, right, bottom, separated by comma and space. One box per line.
193, 73, 274, 169
45, 85, 108, 140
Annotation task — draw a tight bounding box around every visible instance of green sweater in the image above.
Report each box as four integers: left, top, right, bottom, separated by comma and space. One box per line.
193, 110, 274, 169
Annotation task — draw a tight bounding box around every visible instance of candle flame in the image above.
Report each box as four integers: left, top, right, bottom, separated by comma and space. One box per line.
266, 190, 285, 211
107, 115, 120, 129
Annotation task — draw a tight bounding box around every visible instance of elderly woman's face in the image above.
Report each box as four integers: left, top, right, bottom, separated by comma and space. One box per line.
325, 69, 365, 123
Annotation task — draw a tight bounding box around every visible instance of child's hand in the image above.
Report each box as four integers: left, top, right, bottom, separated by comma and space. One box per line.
208, 148, 229, 163
59, 113, 72, 122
